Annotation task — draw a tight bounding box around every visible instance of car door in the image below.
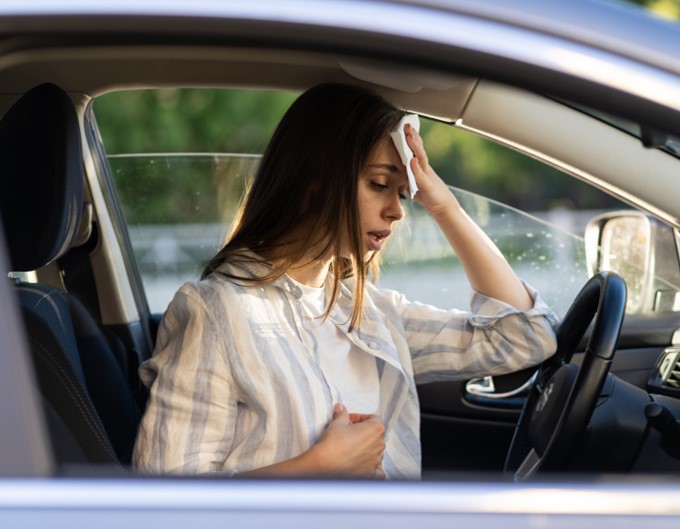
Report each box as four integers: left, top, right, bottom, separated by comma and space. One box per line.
89, 87, 680, 475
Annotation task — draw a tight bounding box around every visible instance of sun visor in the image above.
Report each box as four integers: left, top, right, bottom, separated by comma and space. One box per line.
338, 58, 477, 122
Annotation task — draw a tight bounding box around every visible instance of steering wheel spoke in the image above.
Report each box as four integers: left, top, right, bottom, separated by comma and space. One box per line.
515, 448, 541, 481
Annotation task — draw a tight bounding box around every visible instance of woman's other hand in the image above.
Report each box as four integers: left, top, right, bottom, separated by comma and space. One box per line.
236, 403, 385, 479
313, 403, 385, 478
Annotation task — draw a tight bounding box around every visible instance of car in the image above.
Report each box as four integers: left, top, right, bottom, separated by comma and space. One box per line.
1, 0, 680, 526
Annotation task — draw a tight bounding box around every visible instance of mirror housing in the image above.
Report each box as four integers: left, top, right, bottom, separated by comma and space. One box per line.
585, 211, 680, 314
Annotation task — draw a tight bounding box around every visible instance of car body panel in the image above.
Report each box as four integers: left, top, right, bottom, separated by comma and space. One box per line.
1, 478, 680, 528
1, 0, 680, 525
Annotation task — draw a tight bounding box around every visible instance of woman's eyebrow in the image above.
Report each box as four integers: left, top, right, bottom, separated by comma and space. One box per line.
366, 163, 399, 172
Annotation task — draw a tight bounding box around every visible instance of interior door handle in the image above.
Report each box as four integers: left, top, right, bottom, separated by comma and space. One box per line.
465, 372, 536, 399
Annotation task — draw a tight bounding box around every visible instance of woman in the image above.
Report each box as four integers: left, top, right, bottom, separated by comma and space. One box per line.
133, 83, 558, 479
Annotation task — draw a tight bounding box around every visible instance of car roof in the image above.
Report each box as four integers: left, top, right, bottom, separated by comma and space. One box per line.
0, 0, 678, 115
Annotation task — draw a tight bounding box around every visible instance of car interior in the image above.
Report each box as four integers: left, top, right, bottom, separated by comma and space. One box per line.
2, 38, 680, 478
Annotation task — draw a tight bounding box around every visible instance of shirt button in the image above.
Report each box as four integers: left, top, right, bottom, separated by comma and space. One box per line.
369, 342, 377, 350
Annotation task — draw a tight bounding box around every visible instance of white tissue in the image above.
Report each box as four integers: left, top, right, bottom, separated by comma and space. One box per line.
389, 114, 420, 199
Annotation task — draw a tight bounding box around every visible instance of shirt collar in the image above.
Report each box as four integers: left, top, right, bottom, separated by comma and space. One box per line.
214, 250, 317, 301
216, 250, 405, 373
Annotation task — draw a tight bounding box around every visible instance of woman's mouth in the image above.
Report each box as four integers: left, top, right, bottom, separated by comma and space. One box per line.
367, 230, 391, 252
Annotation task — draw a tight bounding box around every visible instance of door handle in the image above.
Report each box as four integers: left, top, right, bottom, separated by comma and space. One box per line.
465, 372, 536, 400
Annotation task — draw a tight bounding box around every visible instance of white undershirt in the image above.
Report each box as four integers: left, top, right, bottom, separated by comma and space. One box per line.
295, 280, 380, 414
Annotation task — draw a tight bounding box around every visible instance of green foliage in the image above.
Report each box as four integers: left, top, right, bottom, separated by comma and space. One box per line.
95, 88, 298, 154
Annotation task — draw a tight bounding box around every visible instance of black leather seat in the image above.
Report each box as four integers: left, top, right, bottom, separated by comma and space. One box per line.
0, 83, 140, 466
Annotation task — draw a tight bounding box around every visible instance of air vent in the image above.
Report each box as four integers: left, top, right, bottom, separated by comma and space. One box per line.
648, 348, 680, 396
665, 355, 680, 389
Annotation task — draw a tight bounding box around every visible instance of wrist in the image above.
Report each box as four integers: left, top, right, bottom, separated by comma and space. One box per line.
298, 441, 332, 474
426, 195, 460, 222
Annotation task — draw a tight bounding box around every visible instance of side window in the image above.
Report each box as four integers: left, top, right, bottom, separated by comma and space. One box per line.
106, 153, 259, 311
95, 89, 296, 312
94, 89, 671, 318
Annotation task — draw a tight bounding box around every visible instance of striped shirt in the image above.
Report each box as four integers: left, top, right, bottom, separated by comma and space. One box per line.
133, 258, 558, 479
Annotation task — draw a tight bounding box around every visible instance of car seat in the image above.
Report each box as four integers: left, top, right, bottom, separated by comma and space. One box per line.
0, 83, 140, 467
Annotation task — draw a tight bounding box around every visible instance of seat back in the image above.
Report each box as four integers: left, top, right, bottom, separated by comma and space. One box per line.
0, 83, 140, 466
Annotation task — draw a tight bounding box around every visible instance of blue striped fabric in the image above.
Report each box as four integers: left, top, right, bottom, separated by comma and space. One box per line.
133, 258, 558, 479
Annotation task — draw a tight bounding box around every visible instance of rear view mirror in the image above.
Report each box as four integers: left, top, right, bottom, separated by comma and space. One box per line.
585, 211, 680, 314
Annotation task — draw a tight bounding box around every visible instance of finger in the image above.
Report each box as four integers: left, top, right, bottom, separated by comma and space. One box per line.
410, 156, 422, 178
410, 157, 432, 193
349, 413, 371, 424
374, 468, 386, 480
332, 403, 348, 420
406, 125, 429, 166
375, 450, 385, 468
362, 415, 386, 434
404, 123, 421, 149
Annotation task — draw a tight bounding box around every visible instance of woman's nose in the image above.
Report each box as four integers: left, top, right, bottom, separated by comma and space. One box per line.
384, 193, 405, 221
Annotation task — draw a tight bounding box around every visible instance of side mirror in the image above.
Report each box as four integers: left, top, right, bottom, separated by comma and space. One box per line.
585, 211, 680, 313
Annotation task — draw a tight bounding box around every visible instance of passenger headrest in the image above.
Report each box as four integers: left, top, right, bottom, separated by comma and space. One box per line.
0, 83, 84, 272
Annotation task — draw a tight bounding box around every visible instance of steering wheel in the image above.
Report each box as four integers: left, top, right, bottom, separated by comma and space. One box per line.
504, 271, 627, 481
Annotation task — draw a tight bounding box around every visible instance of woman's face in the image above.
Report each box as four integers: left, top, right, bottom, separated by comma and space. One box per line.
356, 138, 408, 257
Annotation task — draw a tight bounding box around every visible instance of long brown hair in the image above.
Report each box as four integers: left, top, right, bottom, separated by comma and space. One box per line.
202, 83, 405, 329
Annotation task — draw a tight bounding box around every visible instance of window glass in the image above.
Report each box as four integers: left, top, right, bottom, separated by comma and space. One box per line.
108, 153, 259, 310
382, 192, 590, 317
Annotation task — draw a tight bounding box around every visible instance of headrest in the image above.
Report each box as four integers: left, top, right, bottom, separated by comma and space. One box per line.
0, 83, 84, 272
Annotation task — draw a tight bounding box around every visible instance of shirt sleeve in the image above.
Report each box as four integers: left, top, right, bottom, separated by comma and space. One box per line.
132, 283, 239, 475
390, 282, 559, 384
